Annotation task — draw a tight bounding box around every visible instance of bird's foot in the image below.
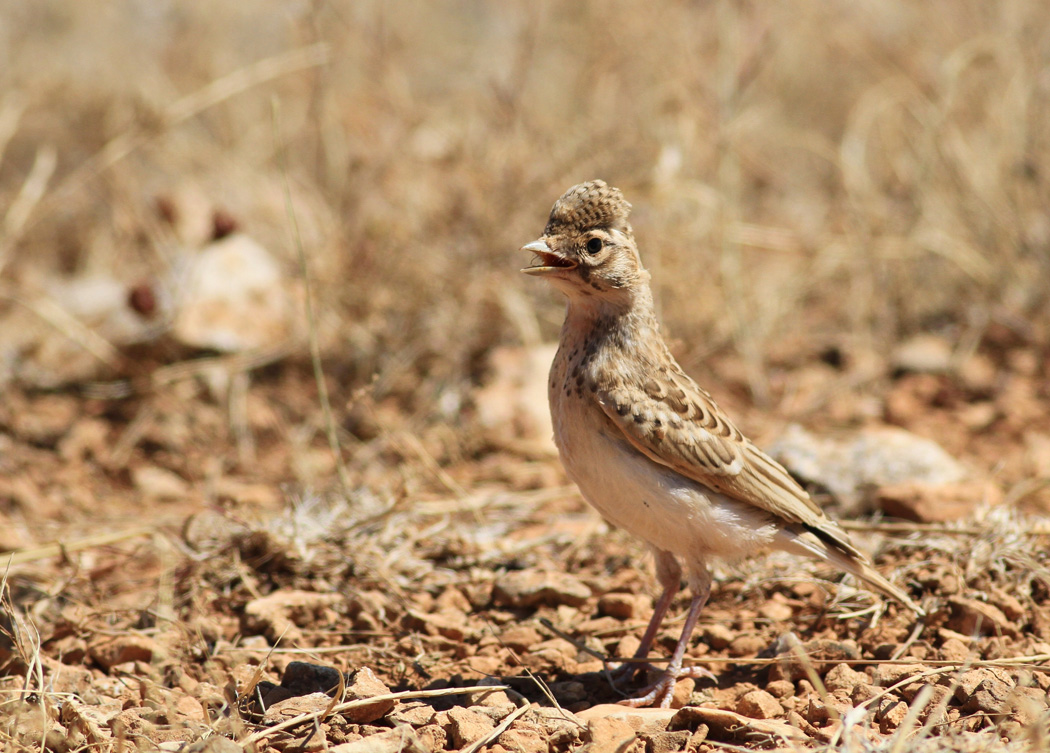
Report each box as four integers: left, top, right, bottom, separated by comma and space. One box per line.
617, 663, 715, 708
609, 659, 647, 686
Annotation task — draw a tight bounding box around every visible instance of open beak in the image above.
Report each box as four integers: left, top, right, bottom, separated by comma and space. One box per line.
520, 239, 576, 276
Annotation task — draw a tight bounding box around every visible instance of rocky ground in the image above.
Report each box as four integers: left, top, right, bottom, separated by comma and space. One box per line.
3, 5, 1050, 750
1, 325, 1049, 752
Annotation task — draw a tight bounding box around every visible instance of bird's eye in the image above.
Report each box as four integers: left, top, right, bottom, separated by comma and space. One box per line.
586, 237, 603, 254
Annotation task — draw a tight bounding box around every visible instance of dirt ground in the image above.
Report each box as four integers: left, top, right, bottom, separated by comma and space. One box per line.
2, 2, 1050, 751
2, 326, 1049, 752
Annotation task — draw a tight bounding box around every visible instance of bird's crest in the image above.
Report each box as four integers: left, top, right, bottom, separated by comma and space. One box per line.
545, 180, 632, 235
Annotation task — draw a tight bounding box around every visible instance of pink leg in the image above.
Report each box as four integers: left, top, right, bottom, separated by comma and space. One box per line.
616, 549, 681, 683
620, 565, 715, 708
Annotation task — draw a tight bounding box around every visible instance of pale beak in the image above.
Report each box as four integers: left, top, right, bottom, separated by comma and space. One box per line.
521, 239, 576, 276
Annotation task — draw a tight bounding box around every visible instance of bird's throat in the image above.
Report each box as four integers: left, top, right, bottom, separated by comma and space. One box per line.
562, 285, 663, 366
564, 282, 658, 334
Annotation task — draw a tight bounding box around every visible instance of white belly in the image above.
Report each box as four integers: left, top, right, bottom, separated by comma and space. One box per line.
550, 366, 779, 570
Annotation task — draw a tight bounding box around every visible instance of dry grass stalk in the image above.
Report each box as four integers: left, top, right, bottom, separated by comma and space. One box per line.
1, 289, 122, 368
460, 702, 531, 753
4, 528, 153, 567
34, 42, 331, 232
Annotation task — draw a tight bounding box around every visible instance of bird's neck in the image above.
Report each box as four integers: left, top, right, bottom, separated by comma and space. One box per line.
562, 282, 662, 350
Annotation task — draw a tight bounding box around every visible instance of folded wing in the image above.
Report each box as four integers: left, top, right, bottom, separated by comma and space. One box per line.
595, 368, 860, 558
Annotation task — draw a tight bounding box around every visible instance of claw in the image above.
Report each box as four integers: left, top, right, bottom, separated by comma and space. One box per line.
616, 662, 716, 708
605, 554, 717, 707
612, 574, 716, 707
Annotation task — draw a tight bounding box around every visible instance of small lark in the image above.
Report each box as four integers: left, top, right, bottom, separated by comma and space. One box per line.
522, 180, 922, 708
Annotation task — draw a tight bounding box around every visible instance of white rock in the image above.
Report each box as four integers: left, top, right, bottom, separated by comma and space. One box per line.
769, 424, 968, 513
892, 334, 953, 374
172, 234, 297, 352
474, 344, 557, 455
132, 466, 190, 500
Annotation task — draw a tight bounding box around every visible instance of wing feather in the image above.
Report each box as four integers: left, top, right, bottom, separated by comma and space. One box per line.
595, 367, 847, 540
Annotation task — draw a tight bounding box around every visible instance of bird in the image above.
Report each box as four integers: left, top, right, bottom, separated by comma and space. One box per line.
520, 180, 923, 708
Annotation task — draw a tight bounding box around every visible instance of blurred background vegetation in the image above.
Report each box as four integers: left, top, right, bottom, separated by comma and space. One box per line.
4, 7, 1050, 748
1, 0, 1047, 434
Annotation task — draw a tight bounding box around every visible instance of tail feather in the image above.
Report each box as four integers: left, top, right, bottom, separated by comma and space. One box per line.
775, 527, 925, 616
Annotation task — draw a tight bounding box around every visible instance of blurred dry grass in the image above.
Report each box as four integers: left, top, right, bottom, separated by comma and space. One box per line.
1, 0, 1048, 414
3, 6, 1050, 748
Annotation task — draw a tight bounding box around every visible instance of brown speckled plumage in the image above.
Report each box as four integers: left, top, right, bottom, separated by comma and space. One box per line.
521, 180, 923, 708
544, 180, 633, 237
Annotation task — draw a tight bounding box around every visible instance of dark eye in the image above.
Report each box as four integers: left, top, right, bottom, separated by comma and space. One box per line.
586, 237, 603, 254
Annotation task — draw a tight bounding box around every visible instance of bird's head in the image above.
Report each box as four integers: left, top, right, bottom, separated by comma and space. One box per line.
521, 180, 650, 300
